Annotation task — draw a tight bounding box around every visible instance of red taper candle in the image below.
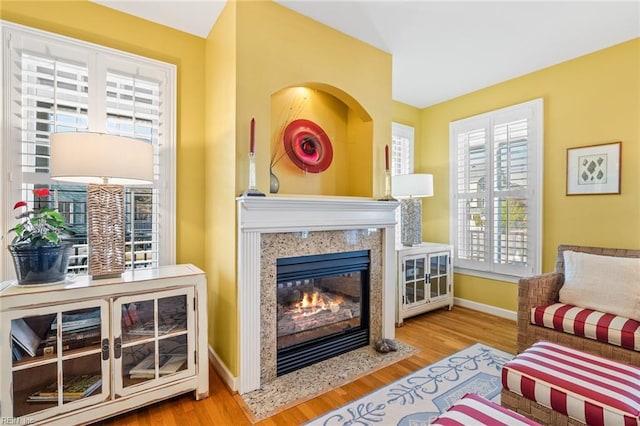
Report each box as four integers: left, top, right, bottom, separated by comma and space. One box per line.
385, 145, 389, 171
250, 118, 255, 154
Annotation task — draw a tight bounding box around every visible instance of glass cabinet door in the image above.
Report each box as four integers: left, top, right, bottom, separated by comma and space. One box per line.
403, 255, 427, 305
428, 252, 450, 299
114, 288, 194, 396
6, 301, 108, 420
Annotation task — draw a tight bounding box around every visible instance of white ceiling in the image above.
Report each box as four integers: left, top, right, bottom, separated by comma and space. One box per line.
91, 1, 640, 108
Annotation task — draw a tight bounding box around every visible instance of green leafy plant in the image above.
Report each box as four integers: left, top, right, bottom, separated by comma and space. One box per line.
7, 188, 73, 248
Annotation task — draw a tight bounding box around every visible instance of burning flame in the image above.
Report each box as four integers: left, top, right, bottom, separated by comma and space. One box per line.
295, 291, 342, 316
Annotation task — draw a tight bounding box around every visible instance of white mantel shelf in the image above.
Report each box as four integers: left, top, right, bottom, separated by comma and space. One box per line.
237, 195, 399, 232
236, 195, 399, 393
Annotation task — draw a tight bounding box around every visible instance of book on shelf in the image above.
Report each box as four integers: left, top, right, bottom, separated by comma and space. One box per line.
36, 335, 102, 357
125, 321, 177, 336
58, 325, 101, 341
27, 374, 102, 403
129, 353, 187, 379
51, 310, 101, 332
12, 318, 42, 358
12, 344, 25, 362
36, 323, 102, 356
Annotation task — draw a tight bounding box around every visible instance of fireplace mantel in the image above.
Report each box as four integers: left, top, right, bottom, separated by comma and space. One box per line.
236, 195, 399, 393
238, 195, 399, 232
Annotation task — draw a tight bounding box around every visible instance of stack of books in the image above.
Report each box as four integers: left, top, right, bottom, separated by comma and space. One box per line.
11, 309, 102, 362
129, 353, 187, 379
122, 302, 183, 337
27, 374, 102, 403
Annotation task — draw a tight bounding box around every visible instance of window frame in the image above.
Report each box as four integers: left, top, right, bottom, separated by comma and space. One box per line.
449, 99, 543, 282
1, 21, 177, 280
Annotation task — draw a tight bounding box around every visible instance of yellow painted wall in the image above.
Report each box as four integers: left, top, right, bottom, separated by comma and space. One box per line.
234, 1, 391, 199
205, 0, 392, 375
420, 38, 640, 311
392, 101, 421, 127
1, 1, 207, 272
204, 2, 239, 376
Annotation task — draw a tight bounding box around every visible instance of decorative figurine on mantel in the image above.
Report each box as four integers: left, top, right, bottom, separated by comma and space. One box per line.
242, 117, 266, 197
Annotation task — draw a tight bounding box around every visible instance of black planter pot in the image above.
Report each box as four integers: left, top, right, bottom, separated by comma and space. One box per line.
8, 243, 73, 285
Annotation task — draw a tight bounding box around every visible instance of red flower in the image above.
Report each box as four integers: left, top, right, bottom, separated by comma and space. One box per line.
13, 201, 27, 209
33, 188, 51, 197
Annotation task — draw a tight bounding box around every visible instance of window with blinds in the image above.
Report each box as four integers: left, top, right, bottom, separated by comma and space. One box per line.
391, 122, 415, 246
449, 99, 542, 279
391, 122, 415, 177
2, 22, 176, 279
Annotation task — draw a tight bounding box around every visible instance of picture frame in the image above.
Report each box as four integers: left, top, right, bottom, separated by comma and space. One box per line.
566, 141, 621, 195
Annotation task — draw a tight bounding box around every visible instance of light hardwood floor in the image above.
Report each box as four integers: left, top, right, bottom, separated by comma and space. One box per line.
100, 306, 516, 425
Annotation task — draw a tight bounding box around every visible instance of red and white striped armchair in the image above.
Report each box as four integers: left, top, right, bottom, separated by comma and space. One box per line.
517, 244, 640, 366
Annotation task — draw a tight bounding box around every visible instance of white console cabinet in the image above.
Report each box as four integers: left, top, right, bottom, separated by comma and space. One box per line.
0, 264, 208, 425
396, 243, 453, 325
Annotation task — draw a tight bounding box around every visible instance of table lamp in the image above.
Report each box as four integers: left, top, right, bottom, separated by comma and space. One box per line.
392, 174, 434, 246
50, 132, 153, 278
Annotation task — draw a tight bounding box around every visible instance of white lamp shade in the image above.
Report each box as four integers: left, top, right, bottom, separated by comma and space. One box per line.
50, 132, 153, 185
392, 173, 434, 198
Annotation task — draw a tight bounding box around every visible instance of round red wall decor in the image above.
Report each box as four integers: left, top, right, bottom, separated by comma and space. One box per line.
283, 119, 333, 173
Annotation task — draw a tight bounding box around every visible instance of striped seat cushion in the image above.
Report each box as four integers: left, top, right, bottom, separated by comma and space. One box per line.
531, 303, 640, 351
502, 341, 640, 426
430, 393, 540, 425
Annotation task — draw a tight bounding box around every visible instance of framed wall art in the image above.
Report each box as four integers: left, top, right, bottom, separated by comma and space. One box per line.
566, 141, 621, 195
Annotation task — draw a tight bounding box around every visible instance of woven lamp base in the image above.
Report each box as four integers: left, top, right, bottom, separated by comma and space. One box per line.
400, 198, 422, 246
87, 183, 125, 278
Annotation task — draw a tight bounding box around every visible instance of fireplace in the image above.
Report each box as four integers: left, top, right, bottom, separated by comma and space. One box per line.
276, 250, 370, 375
237, 196, 398, 393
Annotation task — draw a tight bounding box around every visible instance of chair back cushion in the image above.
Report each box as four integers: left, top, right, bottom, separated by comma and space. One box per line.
559, 250, 640, 321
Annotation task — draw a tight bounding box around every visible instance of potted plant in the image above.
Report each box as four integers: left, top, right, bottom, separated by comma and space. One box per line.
6, 188, 74, 285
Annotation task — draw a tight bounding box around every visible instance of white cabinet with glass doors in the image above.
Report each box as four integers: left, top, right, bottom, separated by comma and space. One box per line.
396, 243, 453, 325
0, 264, 208, 425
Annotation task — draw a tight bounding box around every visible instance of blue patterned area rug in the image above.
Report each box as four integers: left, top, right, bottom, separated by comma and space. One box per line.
306, 343, 513, 426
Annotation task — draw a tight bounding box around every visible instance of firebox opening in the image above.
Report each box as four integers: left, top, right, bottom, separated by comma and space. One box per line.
276, 250, 370, 376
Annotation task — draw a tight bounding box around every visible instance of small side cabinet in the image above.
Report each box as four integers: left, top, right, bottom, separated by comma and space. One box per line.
396, 242, 453, 325
0, 264, 208, 425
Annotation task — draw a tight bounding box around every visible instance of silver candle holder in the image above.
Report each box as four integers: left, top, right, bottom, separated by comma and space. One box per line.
242, 152, 265, 197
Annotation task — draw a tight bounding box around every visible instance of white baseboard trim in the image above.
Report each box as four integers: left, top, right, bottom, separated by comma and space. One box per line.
208, 345, 238, 392
454, 297, 517, 321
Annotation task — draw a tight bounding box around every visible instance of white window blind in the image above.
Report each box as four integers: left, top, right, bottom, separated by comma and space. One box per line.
2, 22, 176, 279
449, 99, 543, 279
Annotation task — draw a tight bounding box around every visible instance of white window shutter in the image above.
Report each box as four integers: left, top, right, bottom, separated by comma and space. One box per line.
450, 99, 542, 279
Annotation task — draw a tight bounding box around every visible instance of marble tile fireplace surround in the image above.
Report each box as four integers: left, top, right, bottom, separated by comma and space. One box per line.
237, 196, 399, 394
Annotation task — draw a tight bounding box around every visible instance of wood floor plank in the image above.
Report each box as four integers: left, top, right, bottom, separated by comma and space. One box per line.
98, 306, 516, 425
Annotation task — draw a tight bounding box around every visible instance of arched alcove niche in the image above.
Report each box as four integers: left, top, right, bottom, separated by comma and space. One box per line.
268, 83, 374, 197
